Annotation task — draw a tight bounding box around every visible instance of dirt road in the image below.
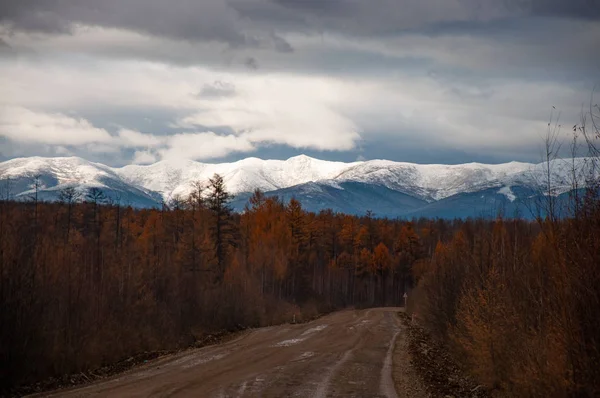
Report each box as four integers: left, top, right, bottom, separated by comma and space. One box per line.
41, 308, 424, 398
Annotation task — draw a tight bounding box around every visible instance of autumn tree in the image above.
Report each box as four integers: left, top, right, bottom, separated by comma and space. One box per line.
373, 242, 392, 305
244, 191, 289, 297
286, 198, 309, 299
394, 222, 422, 301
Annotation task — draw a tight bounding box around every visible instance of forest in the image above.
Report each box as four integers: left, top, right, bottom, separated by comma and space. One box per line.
1, 152, 599, 396
0, 174, 430, 391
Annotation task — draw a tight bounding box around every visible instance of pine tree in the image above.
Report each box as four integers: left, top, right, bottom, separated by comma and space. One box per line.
206, 174, 236, 282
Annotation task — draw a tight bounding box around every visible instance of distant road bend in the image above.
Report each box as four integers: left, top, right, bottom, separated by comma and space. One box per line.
41, 308, 425, 398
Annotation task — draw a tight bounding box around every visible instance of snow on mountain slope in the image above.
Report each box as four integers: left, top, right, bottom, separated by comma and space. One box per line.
117, 155, 356, 201
0, 156, 160, 206
333, 160, 535, 201
0, 156, 117, 186
1, 155, 596, 211
526, 157, 597, 194
334, 157, 598, 201
0, 156, 124, 196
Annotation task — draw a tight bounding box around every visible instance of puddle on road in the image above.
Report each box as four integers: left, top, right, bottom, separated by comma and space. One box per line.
271, 324, 328, 348
349, 320, 371, 331
271, 338, 306, 347
296, 351, 315, 361
301, 325, 328, 335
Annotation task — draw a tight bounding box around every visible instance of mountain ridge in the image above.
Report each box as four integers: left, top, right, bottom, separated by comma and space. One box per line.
0, 155, 596, 218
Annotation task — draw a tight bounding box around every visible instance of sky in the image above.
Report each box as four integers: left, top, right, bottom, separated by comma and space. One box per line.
0, 0, 599, 166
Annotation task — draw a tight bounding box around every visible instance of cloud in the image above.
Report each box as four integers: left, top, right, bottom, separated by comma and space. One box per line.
278, 20, 600, 78
0, 38, 12, 53
0, 0, 296, 52
180, 74, 361, 152
271, 34, 294, 53
515, 0, 600, 19
0, 107, 246, 163
0, 99, 360, 163
158, 132, 255, 160
0, 52, 208, 110
121, 128, 260, 162
244, 56, 259, 70
4, 16, 596, 84
0, 0, 596, 64
233, 0, 600, 40
199, 81, 237, 98
118, 129, 164, 148
1, 49, 364, 154
0, 106, 257, 162
132, 150, 158, 164
0, 0, 240, 41
0, 0, 596, 166
0, 47, 588, 165
0, 106, 113, 145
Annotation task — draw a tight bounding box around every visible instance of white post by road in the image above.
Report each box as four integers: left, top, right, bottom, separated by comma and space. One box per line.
403, 292, 408, 308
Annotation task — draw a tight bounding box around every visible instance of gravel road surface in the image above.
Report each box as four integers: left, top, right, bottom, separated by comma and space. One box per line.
39, 307, 426, 398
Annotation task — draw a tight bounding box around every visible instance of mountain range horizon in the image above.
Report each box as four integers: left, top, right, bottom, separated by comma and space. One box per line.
0, 154, 595, 219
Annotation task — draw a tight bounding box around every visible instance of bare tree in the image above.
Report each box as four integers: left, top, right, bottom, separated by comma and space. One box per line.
58, 187, 81, 243
569, 123, 583, 217
542, 109, 563, 224
186, 181, 206, 272
527, 109, 564, 224
58, 186, 81, 205
85, 187, 106, 206
0, 175, 11, 202
187, 181, 205, 211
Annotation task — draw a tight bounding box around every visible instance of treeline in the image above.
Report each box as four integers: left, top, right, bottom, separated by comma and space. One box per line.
410, 106, 600, 397
0, 175, 436, 390
412, 195, 600, 393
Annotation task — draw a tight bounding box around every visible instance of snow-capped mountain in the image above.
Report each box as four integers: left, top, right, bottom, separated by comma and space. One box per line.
117, 155, 355, 201
0, 155, 596, 218
0, 156, 161, 207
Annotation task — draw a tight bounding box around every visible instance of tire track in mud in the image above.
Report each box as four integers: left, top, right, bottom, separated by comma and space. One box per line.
380, 330, 401, 398
313, 308, 397, 398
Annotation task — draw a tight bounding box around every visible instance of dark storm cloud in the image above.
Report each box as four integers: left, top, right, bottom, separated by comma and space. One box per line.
271, 0, 355, 15
0, 0, 596, 75
0, 0, 255, 47
270, 0, 600, 21
272, 34, 294, 53
235, 0, 600, 37
1, 0, 598, 45
0, 0, 597, 166
244, 56, 259, 70
510, 0, 600, 19
232, 0, 482, 36
0, 0, 70, 34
